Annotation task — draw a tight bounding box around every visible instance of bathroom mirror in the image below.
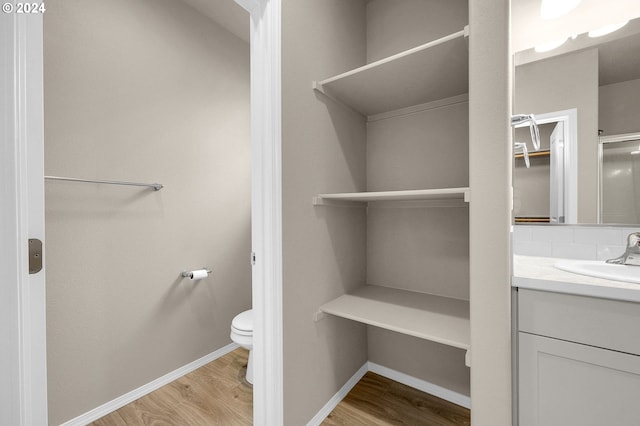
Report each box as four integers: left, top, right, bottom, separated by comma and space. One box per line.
511, 0, 640, 224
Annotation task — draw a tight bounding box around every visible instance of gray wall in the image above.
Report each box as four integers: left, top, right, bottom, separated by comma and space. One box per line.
364, 0, 470, 397
44, 1, 250, 423
365, 0, 468, 62
366, 101, 471, 395
515, 49, 599, 223
600, 78, 640, 136
281, 1, 368, 424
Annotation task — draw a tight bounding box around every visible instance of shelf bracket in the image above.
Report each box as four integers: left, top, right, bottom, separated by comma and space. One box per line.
465, 349, 471, 368
463, 190, 470, 203
311, 81, 366, 119
313, 310, 328, 322
312, 80, 325, 95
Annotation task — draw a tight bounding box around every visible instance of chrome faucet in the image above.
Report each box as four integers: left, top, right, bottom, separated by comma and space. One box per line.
606, 232, 640, 266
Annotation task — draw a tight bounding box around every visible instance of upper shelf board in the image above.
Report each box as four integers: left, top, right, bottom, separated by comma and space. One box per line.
313, 187, 470, 205
319, 285, 470, 351
313, 27, 469, 117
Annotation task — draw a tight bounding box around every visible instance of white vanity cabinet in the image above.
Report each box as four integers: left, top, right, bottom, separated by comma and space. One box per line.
517, 289, 640, 426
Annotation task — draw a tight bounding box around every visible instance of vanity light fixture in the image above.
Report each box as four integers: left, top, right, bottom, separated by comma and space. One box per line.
534, 37, 568, 52
540, 0, 581, 20
588, 21, 629, 38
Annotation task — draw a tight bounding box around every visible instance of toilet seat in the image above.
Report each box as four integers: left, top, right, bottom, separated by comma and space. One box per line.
231, 326, 252, 337
231, 309, 253, 334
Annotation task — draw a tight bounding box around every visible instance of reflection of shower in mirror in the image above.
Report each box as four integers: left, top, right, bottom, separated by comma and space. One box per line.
599, 133, 640, 224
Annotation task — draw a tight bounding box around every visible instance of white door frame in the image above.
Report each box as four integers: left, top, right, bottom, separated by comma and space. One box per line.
535, 109, 578, 224
549, 121, 565, 224
0, 6, 48, 426
514, 108, 578, 224
3, 0, 284, 424
233, 0, 283, 424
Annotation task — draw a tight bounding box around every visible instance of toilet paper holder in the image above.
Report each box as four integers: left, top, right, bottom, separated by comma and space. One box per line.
181, 268, 212, 279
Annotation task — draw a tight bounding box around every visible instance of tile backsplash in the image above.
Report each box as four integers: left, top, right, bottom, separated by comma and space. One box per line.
513, 225, 640, 260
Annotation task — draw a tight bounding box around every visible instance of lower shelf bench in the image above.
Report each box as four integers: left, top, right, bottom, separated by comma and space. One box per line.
318, 285, 471, 366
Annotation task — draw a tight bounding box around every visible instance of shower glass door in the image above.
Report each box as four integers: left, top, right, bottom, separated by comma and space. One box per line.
600, 133, 640, 224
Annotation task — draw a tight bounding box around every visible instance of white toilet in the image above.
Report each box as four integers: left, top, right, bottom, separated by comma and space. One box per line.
230, 309, 253, 384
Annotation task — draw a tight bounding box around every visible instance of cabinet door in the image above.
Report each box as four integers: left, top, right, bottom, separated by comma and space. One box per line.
519, 332, 640, 426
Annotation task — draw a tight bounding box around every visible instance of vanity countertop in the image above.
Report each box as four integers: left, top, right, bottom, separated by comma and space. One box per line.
513, 255, 640, 303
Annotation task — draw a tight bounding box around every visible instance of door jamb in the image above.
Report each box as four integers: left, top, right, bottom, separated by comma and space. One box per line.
234, 1, 284, 424
0, 8, 48, 426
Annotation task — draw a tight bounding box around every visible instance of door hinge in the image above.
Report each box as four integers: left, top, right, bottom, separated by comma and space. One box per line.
251, 252, 256, 266
29, 238, 43, 274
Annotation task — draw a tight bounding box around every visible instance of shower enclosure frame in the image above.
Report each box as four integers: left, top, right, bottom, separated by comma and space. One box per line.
598, 132, 640, 224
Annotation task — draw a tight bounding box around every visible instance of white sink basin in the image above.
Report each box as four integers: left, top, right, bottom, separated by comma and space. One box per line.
554, 260, 640, 284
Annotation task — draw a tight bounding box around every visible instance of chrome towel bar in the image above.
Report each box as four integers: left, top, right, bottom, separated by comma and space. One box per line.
45, 175, 163, 191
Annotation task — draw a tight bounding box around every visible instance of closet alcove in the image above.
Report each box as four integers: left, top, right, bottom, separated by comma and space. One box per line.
290, 0, 472, 419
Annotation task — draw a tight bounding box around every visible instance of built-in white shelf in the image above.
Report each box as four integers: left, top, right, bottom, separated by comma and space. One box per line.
313, 187, 470, 206
318, 285, 470, 360
313, 27, 469, 117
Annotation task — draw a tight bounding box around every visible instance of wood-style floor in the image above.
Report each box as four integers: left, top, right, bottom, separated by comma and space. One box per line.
323, 372, 471, 426
90, 348, 253, 425
90, 348, 470, 425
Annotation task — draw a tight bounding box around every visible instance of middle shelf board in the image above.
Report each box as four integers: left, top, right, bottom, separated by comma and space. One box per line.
319, 285, 470, 351
313, 27, 469, 117
313, 187, 470, 206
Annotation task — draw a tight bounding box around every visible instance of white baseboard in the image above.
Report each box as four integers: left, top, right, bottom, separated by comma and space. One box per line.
64, 344, 471, 426
309, 361, 471, 424
306, 362, 369, 426
61, 343, 239, 426
368, 362, 471, 409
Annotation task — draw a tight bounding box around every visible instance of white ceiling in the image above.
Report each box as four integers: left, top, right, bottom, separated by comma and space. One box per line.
512, 0, 640, 86
515, 16, 640, 86
180, 0, 249, 43
512, 0, 640, 52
